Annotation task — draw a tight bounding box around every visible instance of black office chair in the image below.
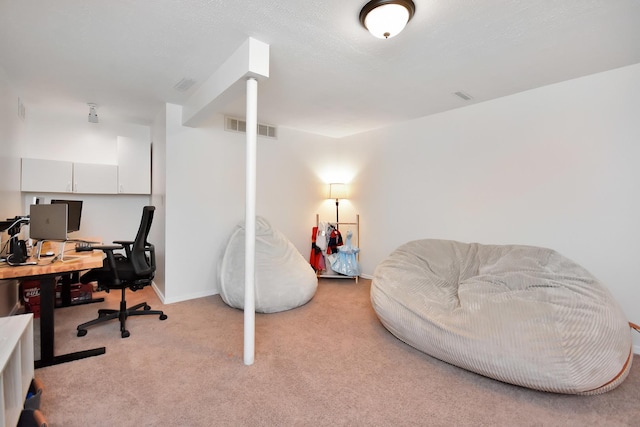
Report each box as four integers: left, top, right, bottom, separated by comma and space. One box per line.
77, 206, 167, 338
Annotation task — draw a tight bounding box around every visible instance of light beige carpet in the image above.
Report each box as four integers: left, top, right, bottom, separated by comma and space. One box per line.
33, 279, 640, 426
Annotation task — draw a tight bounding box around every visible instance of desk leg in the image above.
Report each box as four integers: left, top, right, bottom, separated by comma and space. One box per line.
35, 276, 105, 369
39, 277, 55, 362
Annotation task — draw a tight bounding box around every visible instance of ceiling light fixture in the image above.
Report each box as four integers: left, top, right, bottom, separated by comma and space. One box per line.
359, 0, 416, 39
87, 103, 99, 123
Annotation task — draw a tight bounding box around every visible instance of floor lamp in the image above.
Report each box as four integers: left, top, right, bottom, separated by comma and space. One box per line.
329, 183, 348, 227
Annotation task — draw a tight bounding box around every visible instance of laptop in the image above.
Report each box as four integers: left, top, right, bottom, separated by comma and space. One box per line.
29, 204, 68, 241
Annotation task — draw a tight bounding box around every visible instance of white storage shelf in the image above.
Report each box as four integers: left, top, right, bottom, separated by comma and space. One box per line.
315, 213, 360, 283
0, 314, 34, 427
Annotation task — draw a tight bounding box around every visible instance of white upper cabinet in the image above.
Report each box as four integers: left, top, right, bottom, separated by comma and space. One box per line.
21, 135, 151, 195
72, 163, 118, 194
117, 136, 151, 194
21, 158, 73, 192
21, 159, 118, 194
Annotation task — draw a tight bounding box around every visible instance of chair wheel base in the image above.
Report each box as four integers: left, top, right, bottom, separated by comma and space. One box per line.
77, 329, 87, 337
121, 330, 130, 338
160, 314, 168, 320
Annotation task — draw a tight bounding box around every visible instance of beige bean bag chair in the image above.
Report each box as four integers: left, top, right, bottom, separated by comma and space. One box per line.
371, 239, 633, 394
220, 216, 317, 313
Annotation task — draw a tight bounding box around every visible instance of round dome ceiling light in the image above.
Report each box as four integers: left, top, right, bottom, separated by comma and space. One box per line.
359, 0, 416, 39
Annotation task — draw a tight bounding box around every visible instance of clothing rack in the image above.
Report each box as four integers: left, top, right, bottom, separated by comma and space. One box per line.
315, 213, 360, 283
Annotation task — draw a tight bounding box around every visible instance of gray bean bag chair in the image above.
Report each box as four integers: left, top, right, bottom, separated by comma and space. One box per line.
220, 216, 317, 313
371, 239, 633, 394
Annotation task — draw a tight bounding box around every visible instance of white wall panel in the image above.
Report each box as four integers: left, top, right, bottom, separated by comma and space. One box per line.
341, 63, 640, 350
0, 67, 25, 316
162, 104, 335, 303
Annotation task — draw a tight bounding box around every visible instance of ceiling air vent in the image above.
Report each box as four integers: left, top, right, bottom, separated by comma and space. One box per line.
173, 78, 196, 92
454, 91, 473, 101
225, 116, 277, 139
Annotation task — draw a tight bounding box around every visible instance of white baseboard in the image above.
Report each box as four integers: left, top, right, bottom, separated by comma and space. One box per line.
151, 281, 165, 303
152, 281, 218, 305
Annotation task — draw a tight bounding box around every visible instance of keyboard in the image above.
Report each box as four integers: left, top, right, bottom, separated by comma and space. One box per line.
75, 242, 93, 252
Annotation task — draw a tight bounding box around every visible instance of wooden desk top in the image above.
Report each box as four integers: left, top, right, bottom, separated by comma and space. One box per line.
0, 242, 104, 280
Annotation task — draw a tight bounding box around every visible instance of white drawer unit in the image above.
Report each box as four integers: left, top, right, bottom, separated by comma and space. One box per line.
0, 314, 34, 427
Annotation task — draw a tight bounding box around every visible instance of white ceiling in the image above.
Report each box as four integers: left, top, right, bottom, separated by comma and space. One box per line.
1, 0, 639, 138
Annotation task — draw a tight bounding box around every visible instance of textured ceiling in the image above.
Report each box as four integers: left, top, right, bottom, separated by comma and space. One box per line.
1, 0, 639, 138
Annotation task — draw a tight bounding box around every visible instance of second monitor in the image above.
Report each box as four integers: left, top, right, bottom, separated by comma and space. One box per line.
50, 199, 83, 233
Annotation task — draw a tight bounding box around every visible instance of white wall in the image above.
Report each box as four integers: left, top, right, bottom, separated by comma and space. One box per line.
0, 68, 25, 220
0, 92, 154, 314
19, 107, 152, 245
160, 103, 335, 303
0, 67, 26, 315
21, 108, 150, 164
7, 60, 638, 351
340, 63, 640, 350
150, 105, 168, 298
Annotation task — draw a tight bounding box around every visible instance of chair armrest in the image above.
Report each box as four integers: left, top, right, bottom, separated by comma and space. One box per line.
113, 240, 134, 257
90, 245, 124, 285
111, 241, 153, 258
147, 243, 156, 271
91, 244, 124, 251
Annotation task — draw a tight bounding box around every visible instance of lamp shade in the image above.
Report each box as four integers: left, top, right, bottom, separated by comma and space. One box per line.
329, 183, 349, 200
359, 0, 416, 39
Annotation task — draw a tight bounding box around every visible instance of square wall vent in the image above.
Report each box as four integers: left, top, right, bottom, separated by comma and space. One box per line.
225, 116, 277, 139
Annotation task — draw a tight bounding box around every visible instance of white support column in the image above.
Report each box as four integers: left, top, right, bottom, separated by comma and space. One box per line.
244, 77, 258, 365
177, 37, 268, 365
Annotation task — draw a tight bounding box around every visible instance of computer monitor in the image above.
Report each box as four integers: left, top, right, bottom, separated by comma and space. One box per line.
50, 200, 83, 233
